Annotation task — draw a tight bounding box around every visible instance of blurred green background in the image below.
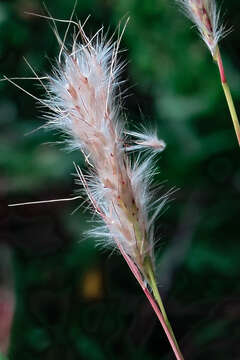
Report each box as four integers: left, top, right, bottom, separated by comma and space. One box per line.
0, 0, 240, 359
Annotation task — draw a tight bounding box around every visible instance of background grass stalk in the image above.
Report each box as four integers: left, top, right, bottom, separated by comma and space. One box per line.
176, 0, 240, 146
214, 47, 240, 146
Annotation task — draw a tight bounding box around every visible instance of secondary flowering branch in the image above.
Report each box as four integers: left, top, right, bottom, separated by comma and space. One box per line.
177, 0, 225, 57
176, 0, 240, 146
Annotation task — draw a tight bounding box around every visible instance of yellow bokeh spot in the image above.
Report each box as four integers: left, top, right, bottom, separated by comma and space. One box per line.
82, 268, 104, 300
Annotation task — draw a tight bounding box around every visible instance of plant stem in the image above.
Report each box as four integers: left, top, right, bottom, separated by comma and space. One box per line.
115, 241, 184, 360
145, 260, 184, 360
142, 283, 184, 360
215, 46, 240, 146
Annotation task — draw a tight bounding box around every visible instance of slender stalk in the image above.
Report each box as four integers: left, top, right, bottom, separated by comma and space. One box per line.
115, 197, 184, 358
215, 46, 240, 146
145, 260, 184, 359
142, 286, 184, 360
116, 241, 184, 360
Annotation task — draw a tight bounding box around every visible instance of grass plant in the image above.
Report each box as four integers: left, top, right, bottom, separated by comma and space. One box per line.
6, 14, 184, 360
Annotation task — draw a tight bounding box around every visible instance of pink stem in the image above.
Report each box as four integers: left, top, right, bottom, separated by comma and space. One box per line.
142, 287, 184, 360
116, 241, 184, 360
216, 50, 227, 84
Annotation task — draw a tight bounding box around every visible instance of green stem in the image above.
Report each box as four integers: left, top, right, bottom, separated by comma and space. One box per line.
221, 82, 240, 146
145, 260, 184, 359
215, 46, 240, 146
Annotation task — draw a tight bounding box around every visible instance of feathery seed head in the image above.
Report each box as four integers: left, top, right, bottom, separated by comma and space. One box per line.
177, 0, 225, 57
7, 17, 168, 282
41, 22, 167, 280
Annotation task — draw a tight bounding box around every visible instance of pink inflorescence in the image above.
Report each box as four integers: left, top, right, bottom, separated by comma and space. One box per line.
43, 24, 167, 280
177, 0, 226, 56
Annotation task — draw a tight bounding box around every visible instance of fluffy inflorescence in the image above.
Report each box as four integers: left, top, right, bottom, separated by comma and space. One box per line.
44, 25, 166, 279
177, 0, 225, 56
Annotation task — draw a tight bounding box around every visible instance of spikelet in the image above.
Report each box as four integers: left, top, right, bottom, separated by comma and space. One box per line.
177, 0, 225, 57
126, 129, 166, 154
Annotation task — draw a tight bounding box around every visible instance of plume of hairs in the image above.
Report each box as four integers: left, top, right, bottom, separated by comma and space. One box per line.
176, 0, 240, 146
7, 15, 184, 360
125, 129, 166, 153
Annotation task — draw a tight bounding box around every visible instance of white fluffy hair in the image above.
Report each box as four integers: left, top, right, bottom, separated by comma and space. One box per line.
35, 20, 168, 280
176, 0, 226, 56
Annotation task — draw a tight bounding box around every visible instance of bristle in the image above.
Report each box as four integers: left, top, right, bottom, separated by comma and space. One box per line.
176, 0, 226, 56
125, 130, 166, 154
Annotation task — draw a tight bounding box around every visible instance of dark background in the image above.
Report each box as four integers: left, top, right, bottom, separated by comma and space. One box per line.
0, 0, 240, 359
